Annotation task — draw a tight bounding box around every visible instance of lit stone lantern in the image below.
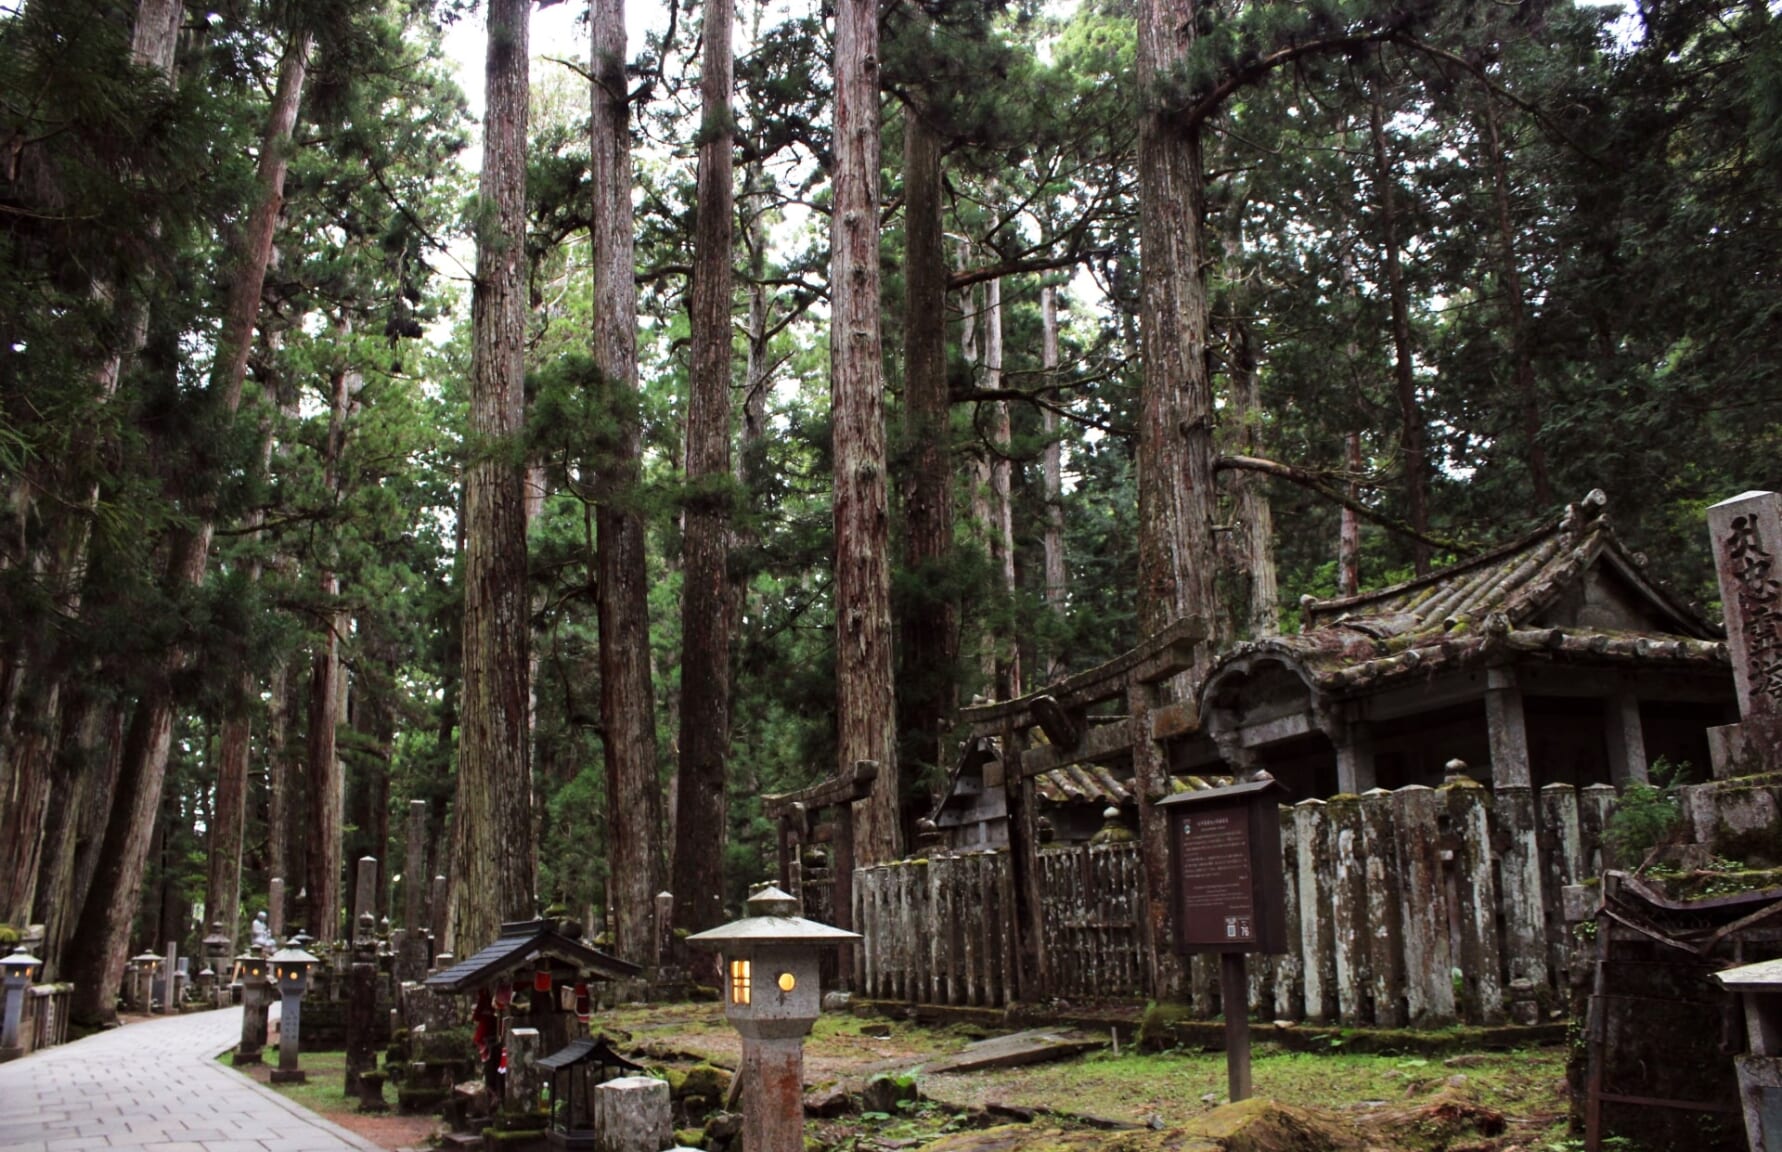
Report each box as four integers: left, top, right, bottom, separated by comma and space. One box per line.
687, 885, 858, 1152
269, 937, 320, 1084
236, 949, 271, 1065
1, 946, 42, 1055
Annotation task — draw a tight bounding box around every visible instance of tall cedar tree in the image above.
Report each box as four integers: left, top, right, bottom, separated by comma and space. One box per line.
67, 19, 315, 1025
592, 0, 666, 963
0, 0, 183, 933
899, 100, 954, 783
1133, 0, 1215, 1001
673, 0, 737, 937
450, 0, 537, 957
832, 0, 899, 866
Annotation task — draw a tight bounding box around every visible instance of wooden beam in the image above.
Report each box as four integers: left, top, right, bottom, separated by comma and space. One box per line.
763, 759, 879, 819
961, 616, 1207, 729
1016, 720, 1135, 778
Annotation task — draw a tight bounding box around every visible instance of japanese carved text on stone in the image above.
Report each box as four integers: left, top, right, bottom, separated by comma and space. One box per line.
1709, 491, 1782, 719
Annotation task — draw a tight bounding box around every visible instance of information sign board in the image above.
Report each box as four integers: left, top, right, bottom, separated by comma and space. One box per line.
1158, 777, 1287, 955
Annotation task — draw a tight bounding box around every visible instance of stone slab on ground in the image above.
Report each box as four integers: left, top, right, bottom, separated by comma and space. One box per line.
0, 1005, 379, 1152
916, 1029, 1102, 1075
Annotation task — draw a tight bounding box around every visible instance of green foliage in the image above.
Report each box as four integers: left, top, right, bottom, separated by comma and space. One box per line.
1603, 759, 1692, 867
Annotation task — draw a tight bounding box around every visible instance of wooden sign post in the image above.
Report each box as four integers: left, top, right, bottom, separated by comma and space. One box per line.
1157, 776, 1288, 1103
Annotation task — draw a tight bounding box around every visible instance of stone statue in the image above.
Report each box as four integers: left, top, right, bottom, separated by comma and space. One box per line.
251, 911, 274, 951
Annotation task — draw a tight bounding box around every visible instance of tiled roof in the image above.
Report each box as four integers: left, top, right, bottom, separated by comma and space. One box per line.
1205, 490, 1728, 697
1302, 489, 1711, 640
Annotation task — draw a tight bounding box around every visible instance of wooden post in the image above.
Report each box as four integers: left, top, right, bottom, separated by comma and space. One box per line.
1485, 667, 1533, 788
834, 804, 856, 989
1129, 677, 1182, 1000
1602, 690, 1649, 786
1002, 722, 1048, 1001
1221, 952, 1251, 1102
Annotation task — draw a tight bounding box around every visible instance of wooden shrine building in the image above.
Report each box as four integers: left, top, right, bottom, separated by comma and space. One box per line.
1192, 488, 1735, 801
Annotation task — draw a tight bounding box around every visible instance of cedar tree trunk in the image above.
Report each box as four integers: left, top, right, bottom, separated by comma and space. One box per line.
832, 0, 898, 865
592, 0, 665, 963
897, 105, 955, 780
673, 0, 736, 937
1368, 95, 1431, 573
450, 0, 537, 958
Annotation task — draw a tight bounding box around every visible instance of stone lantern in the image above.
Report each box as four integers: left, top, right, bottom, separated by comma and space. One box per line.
131, 950, 162, 1011
687, 885, 858, 1152
203, 922, 231, 1005
269, 937, 320, 1084
1, 946, 42, 1056
236, 949, 271, 1065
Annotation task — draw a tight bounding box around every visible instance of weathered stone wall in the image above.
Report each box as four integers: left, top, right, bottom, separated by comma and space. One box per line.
853, 775, 1616, 1027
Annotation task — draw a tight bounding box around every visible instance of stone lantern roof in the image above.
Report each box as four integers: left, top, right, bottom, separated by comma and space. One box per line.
686, 886, 860, 948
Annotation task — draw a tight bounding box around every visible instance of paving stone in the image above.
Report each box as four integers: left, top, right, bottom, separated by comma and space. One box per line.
0, 1007, 376, 1152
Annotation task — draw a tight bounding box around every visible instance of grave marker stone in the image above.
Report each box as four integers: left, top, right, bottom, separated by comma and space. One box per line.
1708, 491, 1782, 776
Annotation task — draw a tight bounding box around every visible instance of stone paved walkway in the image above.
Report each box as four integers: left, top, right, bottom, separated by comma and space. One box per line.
0, 1006, 378, 1152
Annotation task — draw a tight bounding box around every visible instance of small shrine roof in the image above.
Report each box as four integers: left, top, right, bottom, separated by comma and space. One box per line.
423, 919, 640, 993
536, 1035, 646, 1073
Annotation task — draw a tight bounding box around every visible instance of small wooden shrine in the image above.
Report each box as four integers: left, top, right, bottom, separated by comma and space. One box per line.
424, 919, 640, 1093
534, 1035, 645, 1151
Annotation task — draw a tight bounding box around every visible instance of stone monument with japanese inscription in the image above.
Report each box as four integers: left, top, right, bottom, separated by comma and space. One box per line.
1707, 491, 1782, 777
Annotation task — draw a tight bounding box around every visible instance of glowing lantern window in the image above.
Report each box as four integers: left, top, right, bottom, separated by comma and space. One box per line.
729, 959, 751, 1006
776, 972, 796, 993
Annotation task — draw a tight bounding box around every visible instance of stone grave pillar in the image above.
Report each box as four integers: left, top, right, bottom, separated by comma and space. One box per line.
354, 858, 378, 940
429, 875, 449, 964
402, 801, 430, 979
345, 924, 378, 1094
504, 1022, 543, 1113
1707, 491, 1782, 777
163, 943, 178, 1014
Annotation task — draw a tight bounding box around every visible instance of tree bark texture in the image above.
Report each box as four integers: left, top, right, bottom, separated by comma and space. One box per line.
1136, 0, 1218, 648
985, 278, 1020, 700
1368, 96, 1431, 574
1478, 91, 1551, 509
897, 106, 956, 778
450, 0, 536, 959
1135, 0, 1215, 1001
63, 26, 312, 1024
303, 356, 352, 943
832, 0, 899, 865
33, 691, 121, 979
592, 0, 664, 964
205, 669, 252, 949
1340, 432, 1363, 596
673, 0, 736, 938
1226, 318, 1278, 636
1040, 285, 1067, 682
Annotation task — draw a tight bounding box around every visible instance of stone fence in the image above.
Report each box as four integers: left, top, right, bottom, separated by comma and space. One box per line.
852, 776, 1622, 1027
